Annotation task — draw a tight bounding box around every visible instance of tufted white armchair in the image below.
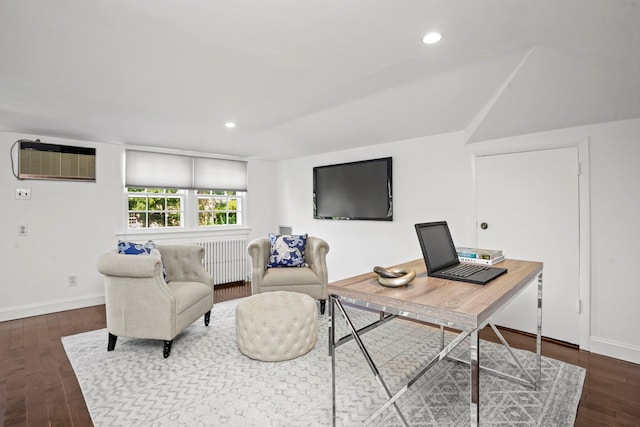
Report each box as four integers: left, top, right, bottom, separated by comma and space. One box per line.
97, 244, 213, 358
247, 236, 330, 314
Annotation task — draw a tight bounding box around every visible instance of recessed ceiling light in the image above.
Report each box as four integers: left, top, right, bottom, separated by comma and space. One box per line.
225, 122, 236, 128
422, 32, 442, 44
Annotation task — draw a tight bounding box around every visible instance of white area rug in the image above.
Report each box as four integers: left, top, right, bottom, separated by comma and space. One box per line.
62, 298, 585, 426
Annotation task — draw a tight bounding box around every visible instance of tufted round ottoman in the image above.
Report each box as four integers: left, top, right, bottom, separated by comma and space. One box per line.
235, 291, 318, 362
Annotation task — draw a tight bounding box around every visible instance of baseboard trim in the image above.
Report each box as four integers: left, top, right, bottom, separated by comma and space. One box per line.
0, 294, 105, 322
214, 280, 251, 303
590, 336, 640, 364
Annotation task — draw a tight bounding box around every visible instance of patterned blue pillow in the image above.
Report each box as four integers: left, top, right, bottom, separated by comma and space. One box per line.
117, 240, 170, 283
118, 240, 150, 255
266, 233, 308, 268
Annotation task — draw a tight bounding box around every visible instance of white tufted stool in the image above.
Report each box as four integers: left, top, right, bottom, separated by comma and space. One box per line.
235, 291, 318, 361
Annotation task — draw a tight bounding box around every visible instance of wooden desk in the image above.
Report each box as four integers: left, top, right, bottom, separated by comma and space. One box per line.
328, 258, 543, 426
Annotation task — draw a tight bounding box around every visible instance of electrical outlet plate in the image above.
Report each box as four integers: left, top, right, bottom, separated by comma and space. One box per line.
68, 275, 78, 287
18, 224, 28, 236
16, 188, 31, 200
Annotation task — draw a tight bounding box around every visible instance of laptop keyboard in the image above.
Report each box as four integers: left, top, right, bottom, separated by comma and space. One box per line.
444, 264, 490, 278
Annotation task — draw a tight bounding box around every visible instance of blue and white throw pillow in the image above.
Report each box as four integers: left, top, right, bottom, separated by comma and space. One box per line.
266, 233, 308, 268
117, 240, 150, 255
117, 240, 170, 283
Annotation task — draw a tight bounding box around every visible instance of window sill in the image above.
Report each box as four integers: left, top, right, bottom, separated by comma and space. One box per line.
116, 226, 251, 243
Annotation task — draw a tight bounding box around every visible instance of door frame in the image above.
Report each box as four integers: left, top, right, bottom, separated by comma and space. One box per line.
469, 137, 591, 350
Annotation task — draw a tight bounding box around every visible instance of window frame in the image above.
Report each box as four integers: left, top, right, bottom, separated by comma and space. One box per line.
126, 188, 185, 229
196, 190, 243, 228
124, 187, 246, 234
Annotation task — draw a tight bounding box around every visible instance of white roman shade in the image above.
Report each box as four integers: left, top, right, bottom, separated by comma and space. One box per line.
193, 157, 247, 191
125, 151, 193, 189
125, 150, 247, 191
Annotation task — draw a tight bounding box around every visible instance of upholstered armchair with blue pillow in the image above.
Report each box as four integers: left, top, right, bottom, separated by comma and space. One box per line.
97, 243, 213, 358
248, 234, 330, 314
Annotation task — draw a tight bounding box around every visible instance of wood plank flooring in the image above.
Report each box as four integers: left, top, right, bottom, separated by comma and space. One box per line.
1, 284, 638, 426
479, 328, 640, 426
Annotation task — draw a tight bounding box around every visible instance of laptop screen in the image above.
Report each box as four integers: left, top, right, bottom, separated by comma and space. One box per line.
415, 221, 460, 272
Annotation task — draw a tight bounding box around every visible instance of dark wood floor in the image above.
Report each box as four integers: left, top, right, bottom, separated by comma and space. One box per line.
1, 285, 638, 426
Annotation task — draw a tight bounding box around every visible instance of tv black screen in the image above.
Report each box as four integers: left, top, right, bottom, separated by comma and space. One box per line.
313, 157, 392, 221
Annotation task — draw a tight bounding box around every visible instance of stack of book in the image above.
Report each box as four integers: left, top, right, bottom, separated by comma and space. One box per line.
456, 247, 505, 265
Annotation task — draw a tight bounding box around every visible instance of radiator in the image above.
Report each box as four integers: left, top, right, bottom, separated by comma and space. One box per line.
189, 238, 249, 285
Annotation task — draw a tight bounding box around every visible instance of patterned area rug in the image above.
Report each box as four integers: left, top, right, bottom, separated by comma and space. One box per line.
62, 298, 585, 426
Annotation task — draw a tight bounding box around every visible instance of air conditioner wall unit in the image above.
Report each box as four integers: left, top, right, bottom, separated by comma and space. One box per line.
18, 141, 96, 182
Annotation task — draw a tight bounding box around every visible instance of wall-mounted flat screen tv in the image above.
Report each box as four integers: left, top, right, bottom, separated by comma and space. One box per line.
313, 157, 392, 221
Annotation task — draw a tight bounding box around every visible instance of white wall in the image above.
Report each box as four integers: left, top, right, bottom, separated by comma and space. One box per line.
1, 131, 277, 321
274, 119, 640, 364
567, 119, 640, 363
2, 132, 120, 320
246, 159, 278, 242
4, 118, 640, 364
275, 131, 476, 282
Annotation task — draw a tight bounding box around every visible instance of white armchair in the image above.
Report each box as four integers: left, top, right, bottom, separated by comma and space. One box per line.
97, 244, 213, 358
248, 236, 330, 313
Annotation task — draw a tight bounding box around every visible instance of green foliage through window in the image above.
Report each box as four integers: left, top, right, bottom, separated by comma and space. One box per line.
197, 190, 242, 226
127, 188, 183, 229
126, 188, 244, 230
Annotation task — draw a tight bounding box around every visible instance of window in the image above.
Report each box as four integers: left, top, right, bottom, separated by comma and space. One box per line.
124, 150, 247, 232
127, 188, 184, 228
126, 188, 245, 230
198, 190, 242, 226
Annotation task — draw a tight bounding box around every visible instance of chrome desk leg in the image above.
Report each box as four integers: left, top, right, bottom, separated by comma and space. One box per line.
470, 329, 480, 426
333, 298, 409, 427
536, 272, 543, 390
367, 328, 471, 424
329, 295, 336, 427
488, 323, 537, 387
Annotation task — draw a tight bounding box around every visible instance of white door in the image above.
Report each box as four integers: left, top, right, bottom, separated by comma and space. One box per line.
475, 148, 580, 344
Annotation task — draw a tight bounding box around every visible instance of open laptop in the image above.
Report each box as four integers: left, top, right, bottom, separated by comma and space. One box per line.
414, 221, 507, 285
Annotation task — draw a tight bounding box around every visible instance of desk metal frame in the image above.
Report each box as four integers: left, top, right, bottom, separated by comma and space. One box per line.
329, 265, 543, 426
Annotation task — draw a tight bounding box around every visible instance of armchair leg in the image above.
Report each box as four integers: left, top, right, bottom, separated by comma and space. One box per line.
204, 310, 211, 326
163, 340, 173, 358
320, 299, 326, 315
107, 333, 118, 351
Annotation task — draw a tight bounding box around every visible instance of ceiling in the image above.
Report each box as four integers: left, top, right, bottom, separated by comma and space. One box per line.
1, 0, 639, 160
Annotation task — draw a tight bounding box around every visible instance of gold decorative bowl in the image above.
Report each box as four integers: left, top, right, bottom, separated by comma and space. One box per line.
373, 266, 416, 287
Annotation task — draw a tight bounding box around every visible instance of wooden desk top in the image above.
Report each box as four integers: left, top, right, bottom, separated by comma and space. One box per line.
328, 258, 543, 330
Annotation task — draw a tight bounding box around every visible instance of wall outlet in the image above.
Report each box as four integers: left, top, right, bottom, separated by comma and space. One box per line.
18, 224, 28, 236
68, 275, 78, 287
16, 188, 31, 200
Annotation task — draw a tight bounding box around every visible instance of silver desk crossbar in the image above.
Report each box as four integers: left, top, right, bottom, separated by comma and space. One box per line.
328, 268, 543, 426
